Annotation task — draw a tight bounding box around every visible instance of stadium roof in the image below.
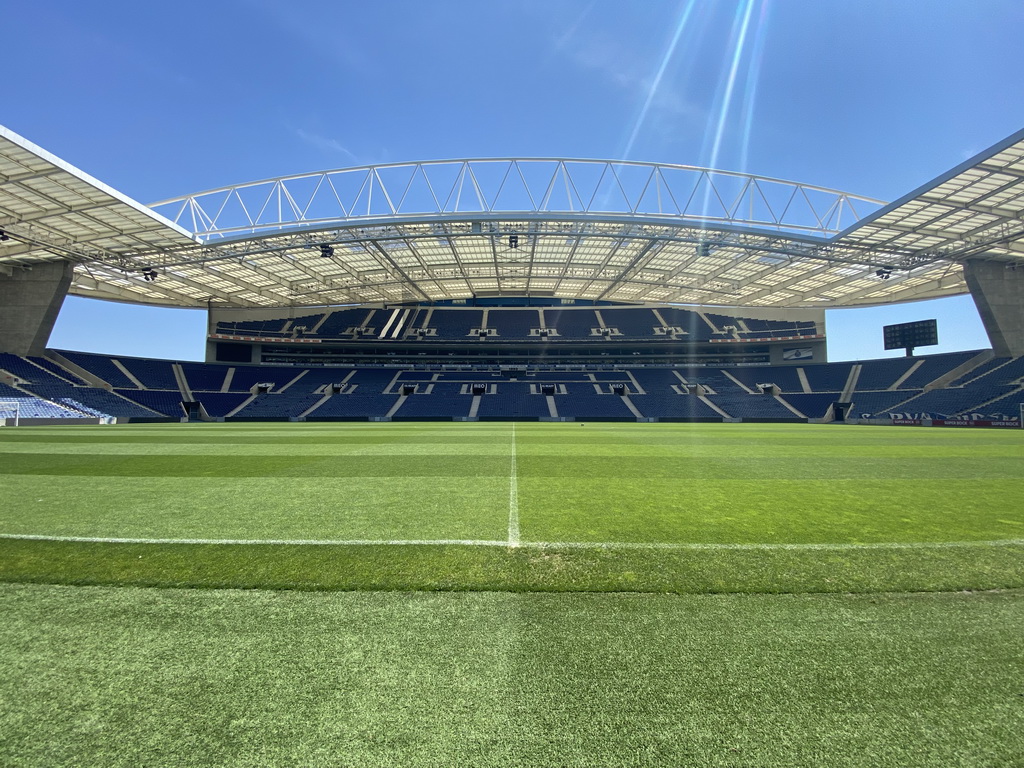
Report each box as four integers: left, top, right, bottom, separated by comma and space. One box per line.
1, 124, 1023, 309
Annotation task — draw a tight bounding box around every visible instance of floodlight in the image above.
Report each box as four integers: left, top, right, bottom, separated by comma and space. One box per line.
320, 244, 335, 258
508, 234, 519, 249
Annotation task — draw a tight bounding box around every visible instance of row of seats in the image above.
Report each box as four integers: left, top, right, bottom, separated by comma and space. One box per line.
864, 355, 1024, 420
2, 349, 1020, 422
212, 306, 821, 342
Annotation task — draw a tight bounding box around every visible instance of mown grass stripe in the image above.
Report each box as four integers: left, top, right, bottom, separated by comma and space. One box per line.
1, 537, 1022, 594
2, 532, 1022, 551
1, 453, 1020, 479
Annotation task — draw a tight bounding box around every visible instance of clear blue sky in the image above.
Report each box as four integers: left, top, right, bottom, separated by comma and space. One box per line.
6, 0, 1022, 362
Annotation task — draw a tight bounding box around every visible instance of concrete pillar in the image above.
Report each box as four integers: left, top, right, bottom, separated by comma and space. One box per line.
962, 259, 1024, 357
0, 261, 73, 356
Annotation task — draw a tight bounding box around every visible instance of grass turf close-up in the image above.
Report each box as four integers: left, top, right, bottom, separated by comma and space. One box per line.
1, 421, 1022, 766
1, 584, 1022, 767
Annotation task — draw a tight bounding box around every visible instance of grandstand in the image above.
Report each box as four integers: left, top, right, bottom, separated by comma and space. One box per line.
1, 123, 1023, 427
2, 343, 1016, 425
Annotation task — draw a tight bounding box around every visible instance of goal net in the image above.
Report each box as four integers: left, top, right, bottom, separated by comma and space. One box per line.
0, 400, 22, 427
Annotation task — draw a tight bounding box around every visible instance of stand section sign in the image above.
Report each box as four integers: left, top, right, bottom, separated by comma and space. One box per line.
888, 414, 1020, 428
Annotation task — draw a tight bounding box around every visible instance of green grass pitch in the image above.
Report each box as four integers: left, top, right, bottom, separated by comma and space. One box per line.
1, 421, 1022, 766
0, 421, 1021, 592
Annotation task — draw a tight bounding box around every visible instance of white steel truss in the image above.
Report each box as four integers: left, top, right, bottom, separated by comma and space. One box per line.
2, 125, 1024, 310
149, 158, 881, 240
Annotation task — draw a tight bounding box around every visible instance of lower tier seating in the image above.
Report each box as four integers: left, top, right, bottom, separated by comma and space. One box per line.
1, 348, 1019, 423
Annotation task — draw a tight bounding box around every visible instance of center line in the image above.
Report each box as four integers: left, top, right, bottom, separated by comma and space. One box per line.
508, 421, 519, 546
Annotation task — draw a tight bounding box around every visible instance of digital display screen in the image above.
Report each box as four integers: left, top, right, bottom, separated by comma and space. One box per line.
883, 319, 938, 350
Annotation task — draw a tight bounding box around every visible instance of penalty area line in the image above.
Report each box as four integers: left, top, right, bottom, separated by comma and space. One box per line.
0, 533, 1022, 551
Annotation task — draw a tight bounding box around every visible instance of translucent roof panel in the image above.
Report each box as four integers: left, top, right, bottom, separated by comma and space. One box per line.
3, 123, 1023, 309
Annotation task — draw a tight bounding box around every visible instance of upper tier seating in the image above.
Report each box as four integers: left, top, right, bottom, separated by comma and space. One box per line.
705, 313, 817, 339
725, 366, 804, 393
628, 368, 684, 394
672, 368, 748, 395
947, 357, 1010, 387
802, 363, 853, 392
427, 309, 484, 339
487, 309, 541, 339
229, 366, 306, 392
598, 308, 659, 339
117, 357, 179, 390
209, 306, 821, 344
854, 357, 918, 391
26, 356, 88, 385
739, 317, 812, 334
181, 362, 230, 392
56, 351, 138, 388
221, 317, 288, 335
347, 368, 398, 392
215, 313, 326, 338
655, 307, 715, 340
980, 356, 1024, 385
879, 356, 1024, 418
288, 368, 359, 394
0, 353, 158, 418
312, 308, 375, 339
897, 350, 981, 389
544, 308, 599, 339
0, 353, 65, 385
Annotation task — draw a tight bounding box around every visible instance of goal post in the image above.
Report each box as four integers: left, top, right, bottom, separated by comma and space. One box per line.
0, 400, 21, 427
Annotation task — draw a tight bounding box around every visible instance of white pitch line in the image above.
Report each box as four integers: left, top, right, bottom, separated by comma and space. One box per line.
508, 422, 520, 547
0, 533, 508, 547
1, 533, 1021, 551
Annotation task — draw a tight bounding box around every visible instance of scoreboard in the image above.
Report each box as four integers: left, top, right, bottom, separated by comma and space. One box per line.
883, 319, 938, 353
